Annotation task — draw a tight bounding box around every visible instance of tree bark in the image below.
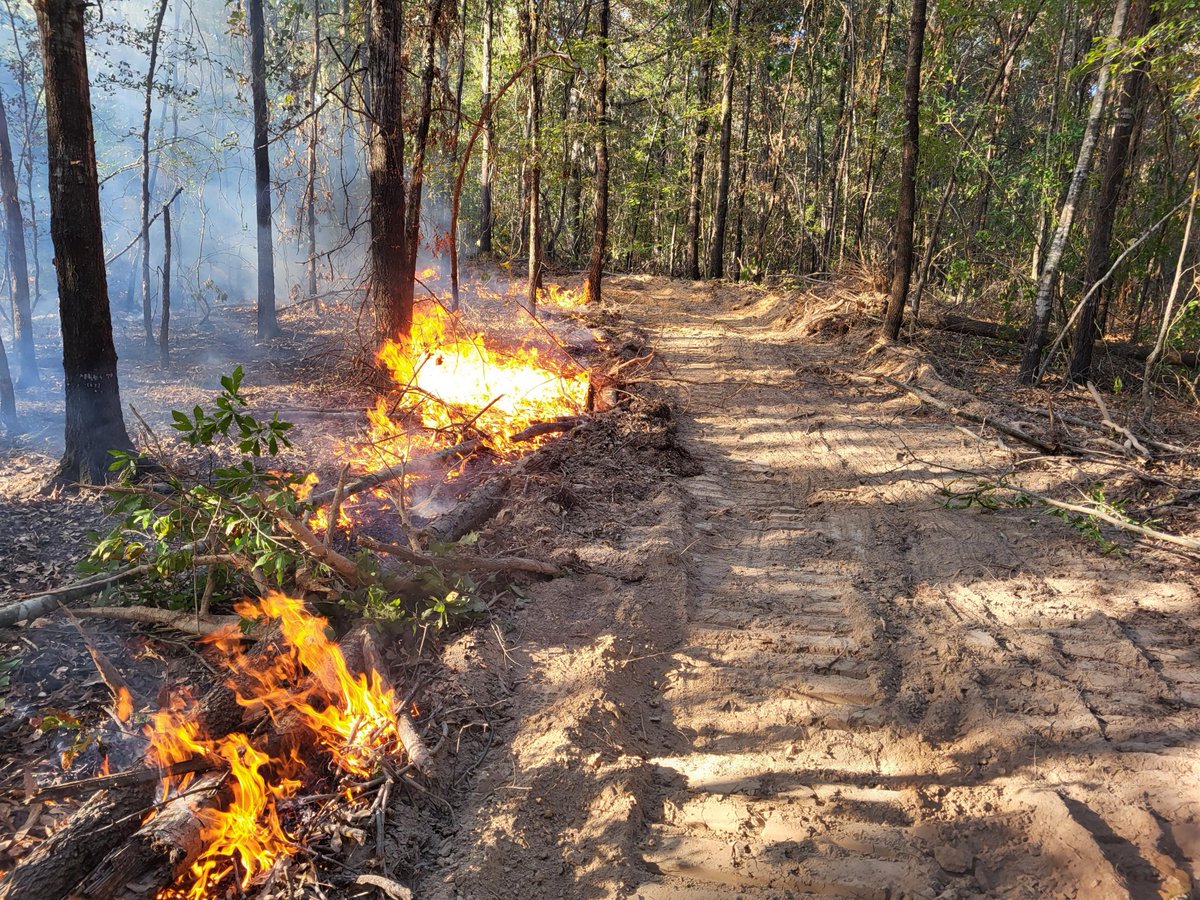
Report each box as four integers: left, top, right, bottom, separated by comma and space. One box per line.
250, 0, 278, 340
1068, 0, 1151, 383
139, 0, 168, 350
731, 65, 753, 281
479, 0, 495, 256
585, 0, 608, 304
1018, 0, 1130, 382
159, 201, 171, 368
685, 0, 715, 280
523, 0, 544, 310
307, 0, 321, 310
0, 87, 36, 383
368, 0, 410, 338
881, 0, 927, 341
35, 0, 134, 485
706, 0, 741, 279
1141, 162, 1200, 422
0, 328, 14, 429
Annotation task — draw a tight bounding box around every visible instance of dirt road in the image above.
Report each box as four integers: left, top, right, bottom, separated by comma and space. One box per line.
424, 278, 1200, 899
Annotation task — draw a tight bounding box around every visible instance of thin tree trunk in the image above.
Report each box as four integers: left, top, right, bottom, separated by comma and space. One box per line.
881, 0, 927, 341
159, 200, 171, 368
685, 0, 715, 280
1068, 0, 1151, 383
139, 0, 169, 350
250, 0, 278, 339
731, 65, 752, 282
1018, 0, 1129, 382
585, 0, 608, 304
1141, 162, 1200, 422
307, 0, 321, 310
368, 0, 409, 338
479, 0, 495, 256
35, 0, 135, 484
856, 0, 894, 257
707, 0, 741, 279
402, 0, 446, 300
523, 0, 543, 310
0, 87, 36, 383
0, 330, 13, 429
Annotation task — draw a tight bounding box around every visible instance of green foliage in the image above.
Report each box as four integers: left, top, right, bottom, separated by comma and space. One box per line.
1047, 486, 1133, 556
84, 369, 312, 602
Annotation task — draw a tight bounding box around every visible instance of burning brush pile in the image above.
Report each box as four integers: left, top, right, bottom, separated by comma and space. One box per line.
0, 275, 609, 899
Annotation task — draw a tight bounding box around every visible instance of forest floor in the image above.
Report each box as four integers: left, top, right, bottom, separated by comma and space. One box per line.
1, 275, 1199, 898
415, 276, 1200, 900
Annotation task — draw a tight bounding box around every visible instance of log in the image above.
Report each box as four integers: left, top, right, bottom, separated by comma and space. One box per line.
0, 783, 156, 900
420, 476, 511, 546
881, 375, 1059, 454
77, 772, 228, 900
73, 607, 247, 637
931, 314, 1022, 343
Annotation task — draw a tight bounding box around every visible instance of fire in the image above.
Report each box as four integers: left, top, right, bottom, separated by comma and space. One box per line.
147, 592, 403, 897
364, 301, 589, 465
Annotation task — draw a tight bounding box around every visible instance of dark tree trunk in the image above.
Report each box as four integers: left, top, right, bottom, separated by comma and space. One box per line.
35, 0, 134, 484
368, 0, 410, 338
250, 0, 278, 339
307, 0, 321, 309
400, 0, 445, 301
479, 0, 495, 255
855, 0, 894, 257
159, 201, 171, 368
0, 329, 14, 429
585, 0, 608, 304
1068, 0, 1151, 383
707, 0, 741, 279
0, 87, 36, 383
685, 0, 715, 280
139, 0, 168, 350
882, 0, 927, 341
1019, 0, 1130, 382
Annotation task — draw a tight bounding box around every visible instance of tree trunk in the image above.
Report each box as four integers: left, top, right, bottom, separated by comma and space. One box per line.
250, 0, 278, 340
706, 0, 741, 279
139, 0, 169, 350
585, 0, 608, 304
0, 329, 14, 429
855, 0, 894, 257
685, 0, 715, 280
881, 0, 927, 341
368, 0, 410, 338
0, 88, 36, 383
1068, 0, 1151, 383
35, 0, 135, 485
479, 0, 495, 256
731, 65, 753, 281
159, 201, 171, 368
523, 0, 543, 310
307, 0, 321, 310
401, 0, 446, 303
1141, 162, 1200, 422
1018, 0, 1130, 382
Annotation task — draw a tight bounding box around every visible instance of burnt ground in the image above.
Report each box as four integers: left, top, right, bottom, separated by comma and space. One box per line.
1, 275, 1200, 898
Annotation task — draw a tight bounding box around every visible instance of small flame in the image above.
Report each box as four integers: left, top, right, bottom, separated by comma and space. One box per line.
114, 686, 134, 723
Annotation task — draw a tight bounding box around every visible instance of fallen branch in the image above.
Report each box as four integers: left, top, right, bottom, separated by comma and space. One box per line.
1085, 382, 1151, 459
359, 534, 561, 577
421, 476, 511, 546
880, 375, 1059, 454
361, 631, 431, 774
1019, 405, 1192, 455
1034, 491, 1200, 554
29, 757, 219, 802
60, 606, 137, 721
73, 606, 248, 638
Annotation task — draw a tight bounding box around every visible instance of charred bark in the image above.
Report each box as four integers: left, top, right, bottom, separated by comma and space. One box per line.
250, 0, 278, 340
585, 0, 609, 304
35, 0, 134, 485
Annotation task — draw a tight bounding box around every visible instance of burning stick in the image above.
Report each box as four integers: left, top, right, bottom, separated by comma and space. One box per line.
360, 630, 431, 775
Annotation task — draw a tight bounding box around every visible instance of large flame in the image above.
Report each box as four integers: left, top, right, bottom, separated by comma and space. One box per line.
148, 592, 402, 898
360, 300, 589, 469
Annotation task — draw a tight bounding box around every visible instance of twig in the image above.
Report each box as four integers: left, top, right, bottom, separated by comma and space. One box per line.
29, 757, 220, 802
1085, 381, 1151, 459
880, 375, 1058, 454
58, 604, 136, 722
324, 464, 350, 549
73, 606, 249, 637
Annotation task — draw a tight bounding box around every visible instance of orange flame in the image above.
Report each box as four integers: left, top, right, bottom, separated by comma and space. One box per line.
362, 301, 589, 466
147, 592, 403, 897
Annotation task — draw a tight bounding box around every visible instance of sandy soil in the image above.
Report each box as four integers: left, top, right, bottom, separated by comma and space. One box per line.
418, 276, 1200, 899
